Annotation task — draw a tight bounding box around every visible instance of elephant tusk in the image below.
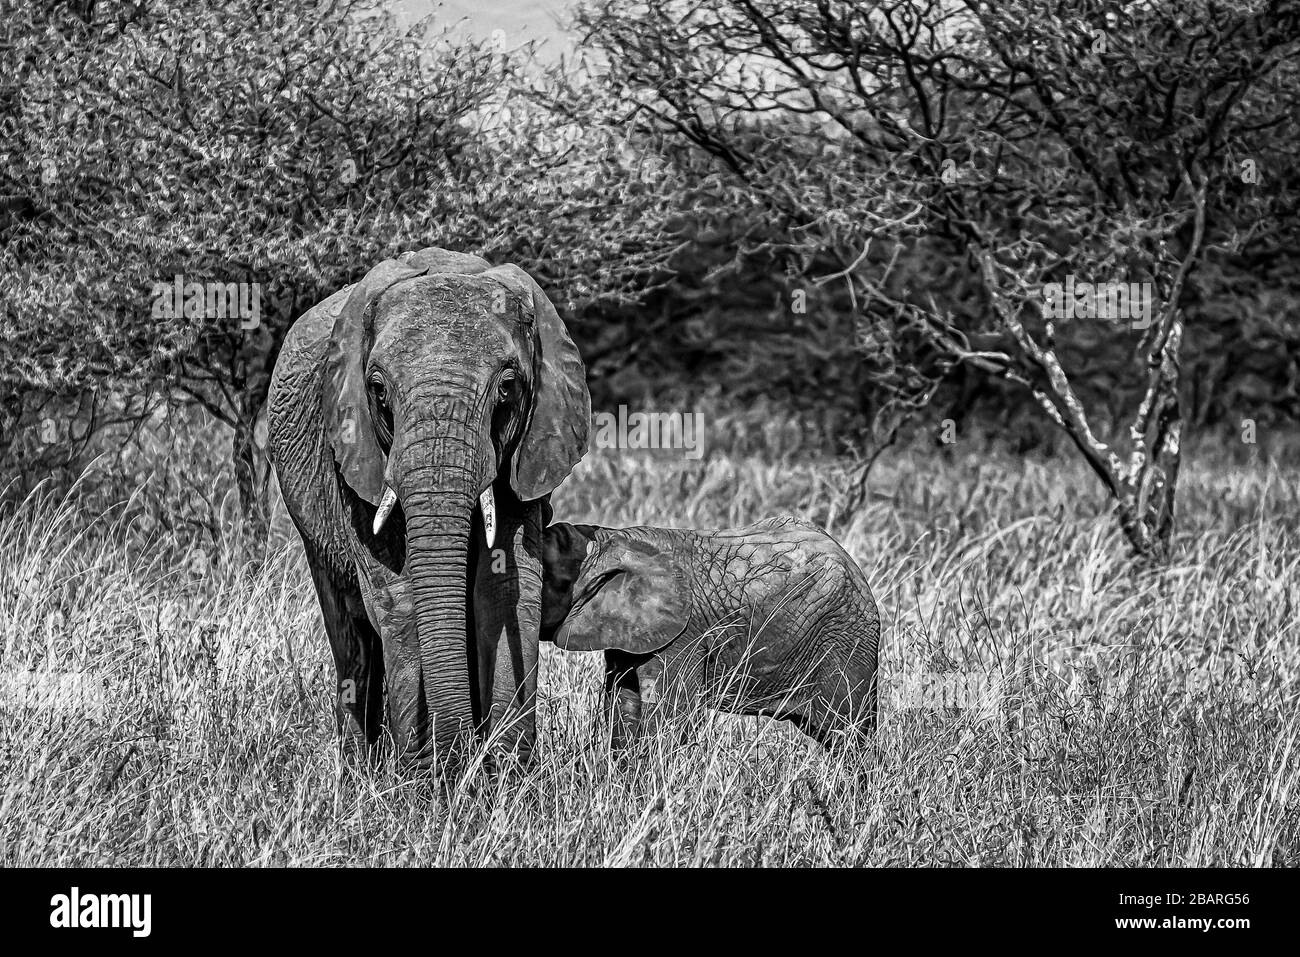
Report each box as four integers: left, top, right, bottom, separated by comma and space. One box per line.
373, 486, 398, 535
480, 485, 496, 549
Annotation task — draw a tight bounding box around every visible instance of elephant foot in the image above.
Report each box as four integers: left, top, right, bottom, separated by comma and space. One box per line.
337, 702, 392, 765
604, 651, 644, 752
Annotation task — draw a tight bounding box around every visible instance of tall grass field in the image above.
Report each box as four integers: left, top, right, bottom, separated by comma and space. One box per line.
1, 414, 1296, 866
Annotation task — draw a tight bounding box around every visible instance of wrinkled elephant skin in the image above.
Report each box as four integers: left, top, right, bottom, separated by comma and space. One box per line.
541, 517, 880, 749
269, 247, 589, 773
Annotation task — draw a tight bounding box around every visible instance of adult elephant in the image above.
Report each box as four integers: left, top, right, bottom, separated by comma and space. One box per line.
268, 248, 589, 771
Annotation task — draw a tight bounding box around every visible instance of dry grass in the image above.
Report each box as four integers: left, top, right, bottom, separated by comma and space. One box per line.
1, 417, 1297, 866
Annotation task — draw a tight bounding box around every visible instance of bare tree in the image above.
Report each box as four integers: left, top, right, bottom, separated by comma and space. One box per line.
0, 0, 683, 540
574, 0, 1300, 558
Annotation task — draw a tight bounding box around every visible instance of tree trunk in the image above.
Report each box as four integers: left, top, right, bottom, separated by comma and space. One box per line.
232, 411, 268, 553
231, 329, 277, 556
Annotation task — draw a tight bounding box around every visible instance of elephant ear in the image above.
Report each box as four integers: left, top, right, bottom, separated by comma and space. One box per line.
324, 257, 439, 505
482, 264, 591, 502
553, 532, 689, 655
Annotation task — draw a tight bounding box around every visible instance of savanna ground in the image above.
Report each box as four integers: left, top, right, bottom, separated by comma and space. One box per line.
1, 410, 1297, 866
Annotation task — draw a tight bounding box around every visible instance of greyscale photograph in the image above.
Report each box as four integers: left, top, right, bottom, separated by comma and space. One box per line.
0, 0, 1296, 885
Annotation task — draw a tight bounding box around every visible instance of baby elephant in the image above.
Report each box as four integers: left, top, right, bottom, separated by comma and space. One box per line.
541, 517, 879, 749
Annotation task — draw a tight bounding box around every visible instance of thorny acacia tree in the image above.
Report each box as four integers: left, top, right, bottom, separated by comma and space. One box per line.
1, 0, 504, 537
0, 0, 682, 541
576, 0, 1300, 559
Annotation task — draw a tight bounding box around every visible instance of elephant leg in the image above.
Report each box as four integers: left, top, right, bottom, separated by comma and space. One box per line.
603, 651, 643, 751
303, 548, 384, 758
781, 656, 877, 750
473, 491, 542, 764
821, 643, 879, 740
659, 643, 708, 747
353, 563, 425, 762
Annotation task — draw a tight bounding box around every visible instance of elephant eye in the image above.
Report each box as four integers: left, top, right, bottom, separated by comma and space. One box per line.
368, 374, 393, 446
496, 368, 517, 403
369, 374, 395, 412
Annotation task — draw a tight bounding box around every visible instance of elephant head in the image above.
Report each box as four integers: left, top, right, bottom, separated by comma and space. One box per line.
322, 248, 589, 766
543, 525, 691, 655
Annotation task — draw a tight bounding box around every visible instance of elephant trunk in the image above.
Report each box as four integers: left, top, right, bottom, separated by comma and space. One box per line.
398, 466, 480, 771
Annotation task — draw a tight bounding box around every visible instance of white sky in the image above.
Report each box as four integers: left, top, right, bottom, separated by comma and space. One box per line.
392, 0, 576, 61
